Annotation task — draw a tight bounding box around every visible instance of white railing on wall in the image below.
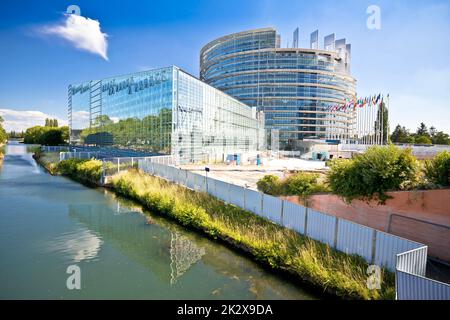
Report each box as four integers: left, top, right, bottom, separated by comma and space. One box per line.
103, 160, 449, 300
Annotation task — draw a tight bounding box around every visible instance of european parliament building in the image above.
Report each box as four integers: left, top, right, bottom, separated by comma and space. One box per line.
68, 66, 265, 164
200, 28, 357, 150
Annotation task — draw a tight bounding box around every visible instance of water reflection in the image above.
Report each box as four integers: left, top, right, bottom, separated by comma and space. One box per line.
0, 142, 318, 299
47, 229, 103, 263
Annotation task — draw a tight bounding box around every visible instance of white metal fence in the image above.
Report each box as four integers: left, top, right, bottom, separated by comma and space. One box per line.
103, 155, 177, 177
99, 160, 449, 300
396, 248, 450, 300
41, 146, 70, 152
60, 151, 100, 161
134, 162, 425, 272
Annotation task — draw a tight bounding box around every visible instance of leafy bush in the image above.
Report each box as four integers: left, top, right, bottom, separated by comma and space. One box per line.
285, 172, 321, 197
257, 172, 328, 197
256, 175, 282, 195
327, 145, 420, 203
56, 158, 103, 182
425, 151, 450, 186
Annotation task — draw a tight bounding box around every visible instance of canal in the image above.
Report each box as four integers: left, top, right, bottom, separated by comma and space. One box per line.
0, 142, 318, 299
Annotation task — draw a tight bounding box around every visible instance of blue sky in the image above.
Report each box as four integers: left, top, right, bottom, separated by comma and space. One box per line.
0, 0, 449, 132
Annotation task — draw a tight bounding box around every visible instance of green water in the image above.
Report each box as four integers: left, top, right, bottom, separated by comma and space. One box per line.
0, 142, 318, 299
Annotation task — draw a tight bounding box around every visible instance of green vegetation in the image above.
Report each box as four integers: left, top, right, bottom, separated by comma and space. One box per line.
327, 145, 420, 204
256, 172, 328, 198
24, 125, 69, 145
33, 150, 61, 174
56, 158, 103, 183
44, 118, 59, 127
111, 170, 394, 300
425, 151, 450, 186
0, 116, 7, 145
391, 122, 450, 145
33, 151, 103, 183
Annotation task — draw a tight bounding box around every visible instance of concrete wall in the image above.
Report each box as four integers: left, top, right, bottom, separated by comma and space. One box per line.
282, 189, 450, 262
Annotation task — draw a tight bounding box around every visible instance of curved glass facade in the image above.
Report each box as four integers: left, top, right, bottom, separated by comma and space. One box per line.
200, 28, 357, 149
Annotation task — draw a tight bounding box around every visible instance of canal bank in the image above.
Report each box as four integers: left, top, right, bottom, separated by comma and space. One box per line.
32, 149, 396, 300
0, 141, 318, 299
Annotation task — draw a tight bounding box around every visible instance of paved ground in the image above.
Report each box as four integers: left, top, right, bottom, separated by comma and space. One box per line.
180, 158, 327, 189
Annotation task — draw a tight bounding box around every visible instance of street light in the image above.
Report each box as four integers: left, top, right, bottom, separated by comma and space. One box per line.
205, 167, 210, 192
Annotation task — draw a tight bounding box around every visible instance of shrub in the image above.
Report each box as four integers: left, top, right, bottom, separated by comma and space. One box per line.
56, 158, 103, 182
327, 145, 421, 203
256, 175, 282, 195
285, 172, 321, 197
257, 172, 328, 197
425, 151, 450, 186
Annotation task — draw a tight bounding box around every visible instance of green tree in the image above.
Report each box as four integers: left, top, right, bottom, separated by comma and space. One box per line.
414, 135, 432, 145
431, 131, 450, 145
391, 125, 411, 143
374, 102, 389, 144
23, 125, 68, 145
41, 128, 64, 146
0, 116, 7, 144
417, 122, 429, 137
327, 145, 420, 203
425, 151, 450, 186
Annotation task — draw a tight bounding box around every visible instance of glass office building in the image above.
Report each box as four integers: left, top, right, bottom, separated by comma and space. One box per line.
200, 28, 357, 150
68, 66, 265, 164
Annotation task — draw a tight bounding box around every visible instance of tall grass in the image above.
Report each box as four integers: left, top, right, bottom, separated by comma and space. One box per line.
112, 170, 395, 300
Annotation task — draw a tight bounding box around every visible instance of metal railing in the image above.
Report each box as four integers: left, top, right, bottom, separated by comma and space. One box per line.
396, 247, 450, 300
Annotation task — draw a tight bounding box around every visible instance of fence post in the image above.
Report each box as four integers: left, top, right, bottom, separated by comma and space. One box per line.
333, 217, 339, 249
371, 229, 378, 265
304, 207, 309, 236
131, 157, 134, 168
280, 200, 285, 225
117, 158, 120, 174
260, 193, 264, 217
243, 186, 247, 210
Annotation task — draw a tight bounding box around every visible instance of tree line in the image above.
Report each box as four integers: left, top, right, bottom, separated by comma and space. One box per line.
391, 122, 450, 145
0, 116, 7, 145
23, 118, 68, 146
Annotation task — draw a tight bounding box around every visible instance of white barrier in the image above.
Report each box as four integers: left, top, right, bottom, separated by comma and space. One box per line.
262, 194, 283, 224
244, 188, 262, 215
337, 219, 374, 262
306, 210, 337, 248
107, 160, 449, 299
282, 201, 307, 234
229, 184, 245, 208
375, 231, 423, 271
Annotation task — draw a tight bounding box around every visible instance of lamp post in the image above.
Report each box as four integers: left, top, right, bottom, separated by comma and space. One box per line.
205, 167, 210, 192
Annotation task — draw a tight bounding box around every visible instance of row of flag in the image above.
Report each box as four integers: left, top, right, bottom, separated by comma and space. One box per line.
326, 94, 386, 112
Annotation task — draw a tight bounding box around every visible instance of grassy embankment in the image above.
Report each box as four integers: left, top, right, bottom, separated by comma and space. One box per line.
110, 170, 395, 300
36, 152, 395, 299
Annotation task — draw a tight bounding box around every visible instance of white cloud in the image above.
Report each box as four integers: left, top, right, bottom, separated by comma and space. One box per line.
41, 14, 108, 60
0, 108, 68, 132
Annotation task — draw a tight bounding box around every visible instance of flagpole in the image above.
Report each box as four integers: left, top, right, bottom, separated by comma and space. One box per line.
381, 97, 384, 145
